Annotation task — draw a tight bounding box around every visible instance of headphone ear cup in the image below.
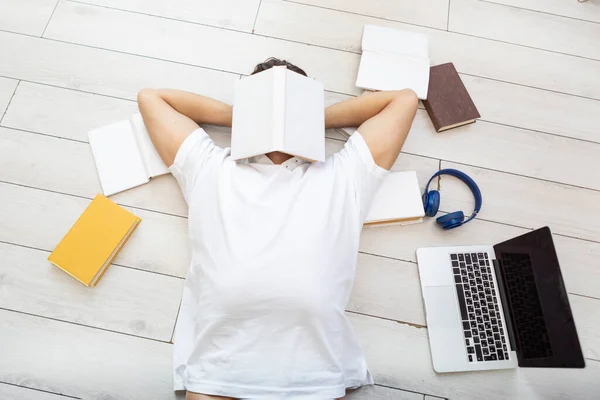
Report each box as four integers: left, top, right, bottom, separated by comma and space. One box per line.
436, 211, 465, 230
423, 190, 440, 217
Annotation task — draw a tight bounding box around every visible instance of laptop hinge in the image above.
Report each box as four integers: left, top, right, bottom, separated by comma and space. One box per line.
493, 258, 518, 355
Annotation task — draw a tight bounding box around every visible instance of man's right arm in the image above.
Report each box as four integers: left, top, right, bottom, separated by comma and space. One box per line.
137, 89, 232, 167
324, 89, 418, 170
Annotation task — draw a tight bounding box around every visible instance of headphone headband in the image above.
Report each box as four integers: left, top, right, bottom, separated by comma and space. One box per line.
424, 169, 482, 224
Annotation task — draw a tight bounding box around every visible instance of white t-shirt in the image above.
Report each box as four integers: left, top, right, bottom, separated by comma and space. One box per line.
171, 128, 388, 399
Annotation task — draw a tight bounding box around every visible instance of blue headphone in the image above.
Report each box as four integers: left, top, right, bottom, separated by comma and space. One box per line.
422, 169, 482, 230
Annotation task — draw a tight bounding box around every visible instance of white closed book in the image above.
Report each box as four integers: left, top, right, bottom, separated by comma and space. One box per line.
231, 66, 325, 162
365, 171, 425, 226
356, 25, 430, 99
88, 113, 168, 196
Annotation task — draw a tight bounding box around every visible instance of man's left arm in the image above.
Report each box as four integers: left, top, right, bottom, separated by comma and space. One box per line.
137, 89, 232, 167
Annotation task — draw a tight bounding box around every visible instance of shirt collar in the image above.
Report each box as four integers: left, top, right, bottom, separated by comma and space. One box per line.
247, 154, 309, 171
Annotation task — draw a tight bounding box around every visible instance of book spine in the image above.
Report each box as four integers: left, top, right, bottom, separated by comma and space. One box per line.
423, 99, 443, 132
272, 67, 286, 151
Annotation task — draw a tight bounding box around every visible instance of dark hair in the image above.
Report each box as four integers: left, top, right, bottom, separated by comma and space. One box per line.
251, 57, 307, 77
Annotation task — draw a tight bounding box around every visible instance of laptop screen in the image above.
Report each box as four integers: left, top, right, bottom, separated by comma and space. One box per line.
493, 227, 585, 368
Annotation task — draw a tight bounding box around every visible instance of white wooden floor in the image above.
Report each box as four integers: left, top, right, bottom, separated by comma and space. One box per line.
0, 0, 599, 399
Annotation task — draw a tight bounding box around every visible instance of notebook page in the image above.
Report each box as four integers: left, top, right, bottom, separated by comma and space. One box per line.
130, 113, 169, 178
88, 120, 149, 196
272, 66, 286, 152
362, 25, 429, 59
283, 68, 325, 162
356, 50, 430, 99
231, 71, 275, 160
365, 171, 425, 224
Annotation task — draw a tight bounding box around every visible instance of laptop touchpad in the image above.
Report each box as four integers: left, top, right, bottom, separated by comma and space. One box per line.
423, 286, 466, 372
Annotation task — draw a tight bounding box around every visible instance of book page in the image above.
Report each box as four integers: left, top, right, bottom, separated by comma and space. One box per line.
282, 69, 325, 162
130, 113, 169, 178
231, 71, 275, 160
363, 218, 423, 228
88, 120, 149, 196
362, 25, 429, 59
271, 67, 286, 152
365, 171, 425, 223
356, 50, 430, 99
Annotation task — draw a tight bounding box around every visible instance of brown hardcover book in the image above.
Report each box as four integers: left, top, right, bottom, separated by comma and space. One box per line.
423, 62, 480, 132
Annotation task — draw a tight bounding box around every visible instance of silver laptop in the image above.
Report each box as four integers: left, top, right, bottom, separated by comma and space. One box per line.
416, 227, 584, 373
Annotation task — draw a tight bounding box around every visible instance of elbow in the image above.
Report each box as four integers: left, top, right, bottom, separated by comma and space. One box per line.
396, 89, 419, 110
137, 88, 159, 105
386, 89, 419, 118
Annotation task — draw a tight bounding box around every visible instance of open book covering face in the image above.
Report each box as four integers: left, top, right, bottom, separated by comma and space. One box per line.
231, 66, 325, 162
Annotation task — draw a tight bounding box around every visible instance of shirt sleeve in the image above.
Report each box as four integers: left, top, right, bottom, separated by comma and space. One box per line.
168, 127, 223, 202
332, 131, 389, 221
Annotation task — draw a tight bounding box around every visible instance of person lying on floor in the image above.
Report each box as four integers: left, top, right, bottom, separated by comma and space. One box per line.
137, 57, 418, 400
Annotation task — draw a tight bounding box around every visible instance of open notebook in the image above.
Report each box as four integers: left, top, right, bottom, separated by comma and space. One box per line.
365, 171, 425, 227
356, 25, 430, 99
48, 195, 141, 287
88, 113, 168, 196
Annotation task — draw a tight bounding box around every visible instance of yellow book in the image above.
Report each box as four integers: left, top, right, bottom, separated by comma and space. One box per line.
48, 194, 141, 287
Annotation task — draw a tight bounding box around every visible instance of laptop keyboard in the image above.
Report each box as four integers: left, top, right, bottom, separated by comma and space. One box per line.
500, 253, 553, 359
451, 252, 510, 363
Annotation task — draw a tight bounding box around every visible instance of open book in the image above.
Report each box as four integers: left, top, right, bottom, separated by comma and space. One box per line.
365, 171, 425, 227
356, 25, 430, 99
231, 66, 325, 162
88, 113, 168, 196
